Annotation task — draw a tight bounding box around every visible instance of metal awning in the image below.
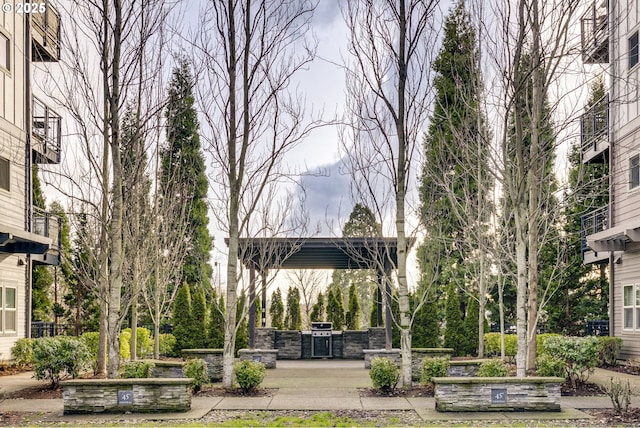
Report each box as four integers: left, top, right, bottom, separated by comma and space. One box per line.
586, 219, 640, 252
0, 224, 51, 254
228, 237, 416, 271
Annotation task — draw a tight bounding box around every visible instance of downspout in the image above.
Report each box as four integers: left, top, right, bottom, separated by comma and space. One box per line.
608, 0, 615, 338
24, 13, 33, 339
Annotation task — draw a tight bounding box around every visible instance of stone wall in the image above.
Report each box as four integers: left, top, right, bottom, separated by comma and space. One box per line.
238, 349, 278, 368
411, 348, 453, 381
255, 328, 276, 349
262, 328, 389, 360
363, 349, 401, 369
368, 327, 386, 349
181, 349, 223, 381
342, 331, 368, 359
447, 359, 491, 377
433, 377, 563, 412
332, 332, 343, 358
275, 331, 302, 359
146, 360, 185, 378
61, 379, 192, 414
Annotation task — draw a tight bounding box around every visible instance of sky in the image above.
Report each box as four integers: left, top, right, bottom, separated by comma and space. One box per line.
38, 0, 595, 296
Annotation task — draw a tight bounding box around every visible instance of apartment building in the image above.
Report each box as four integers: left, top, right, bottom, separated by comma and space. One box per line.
0, 2, 61, 358
582, 0, 640, 358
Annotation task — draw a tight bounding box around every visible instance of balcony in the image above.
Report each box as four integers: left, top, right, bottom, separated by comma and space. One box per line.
31, 1, 60, 62
31, 207, 61, 266
32, 97, 61, 164
581, 94, 609, 164
581, 0, 609, 64
581, 205, 609, 264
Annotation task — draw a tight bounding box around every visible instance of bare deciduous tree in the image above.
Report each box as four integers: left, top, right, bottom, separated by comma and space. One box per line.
342, 0, 439, 386
193, 0, 322, 386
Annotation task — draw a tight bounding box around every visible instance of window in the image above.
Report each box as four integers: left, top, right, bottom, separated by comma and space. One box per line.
630, 31, 639, 69
1, 285, 17, 333
631, 154, 640, 189
0, 31, 8, 71
0, 157, 9, 192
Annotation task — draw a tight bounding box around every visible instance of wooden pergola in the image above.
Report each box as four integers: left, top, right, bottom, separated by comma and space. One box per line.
227, 237, 415, 349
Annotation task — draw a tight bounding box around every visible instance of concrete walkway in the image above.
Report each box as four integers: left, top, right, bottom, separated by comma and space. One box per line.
1, 361, 639, 424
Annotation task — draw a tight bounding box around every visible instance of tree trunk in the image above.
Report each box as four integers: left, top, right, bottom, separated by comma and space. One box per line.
478, 258, 486, 358
515, 213, 528, 377
106, 0, 124, 379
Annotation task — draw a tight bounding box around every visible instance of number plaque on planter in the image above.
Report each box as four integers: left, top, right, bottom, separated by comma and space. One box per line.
491, 388, 507, 404
252, 355, 262, 362
118, 390, 133, 405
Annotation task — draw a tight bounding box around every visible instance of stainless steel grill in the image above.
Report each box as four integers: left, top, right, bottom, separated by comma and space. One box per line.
311, 322, 332, 358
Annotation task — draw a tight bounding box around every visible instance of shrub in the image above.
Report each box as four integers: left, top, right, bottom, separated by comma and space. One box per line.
120, 327, 154, 360
120, 330, 131, 361
483, 333, 517, 359
369, 357, 399, 391
543, 335, 599, 388
536, 333, 561, 356
420, 357, 449, 384
11, 338, 34, 366
33, 336, 91, 387
604, 377, 633, 415
183, 358, 209, 392
121, 360, 155, 378
477, 359, 509, 377
234, 360, 266, 393
535, 354, 565, 378
80, 332, 100, 372
597, 337, 623, 366
159, 333, 178, 357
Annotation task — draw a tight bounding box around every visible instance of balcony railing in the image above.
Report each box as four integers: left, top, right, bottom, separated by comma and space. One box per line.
32, 206, 61, 252
581, 0, 609, 63
32, 97, 61, 164
581, 204, 609, 255
581, 94, 609, 163
31, 0, 61, 62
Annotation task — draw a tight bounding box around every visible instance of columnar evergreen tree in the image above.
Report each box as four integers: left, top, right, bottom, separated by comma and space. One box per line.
162, 59, 213, 294
463, 295, 480, 356
329, 204, 381, 326
326, 288, 345, 330
49, 201, 74, 325
269, 289, 284, 329
310, 292, 324, 323
411, 289, 441, 348
284, 287, 302, 330
65, 210, 100, 334
548, 78, 609, 334
31, 166, 53, 322
346, 283, 360, 330
172, 284, 199, 351
208, 292, 225, 348
191, 288, 209, 347
444, 283, 465, 356
418, 0, 492, 358
235, 293, 249, 352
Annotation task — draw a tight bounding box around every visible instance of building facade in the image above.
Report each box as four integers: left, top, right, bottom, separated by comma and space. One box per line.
583, 0, 640, 358
0, 2, 61, 358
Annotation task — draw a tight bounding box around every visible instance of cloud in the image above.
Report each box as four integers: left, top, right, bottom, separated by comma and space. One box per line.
299, 159, 353, 235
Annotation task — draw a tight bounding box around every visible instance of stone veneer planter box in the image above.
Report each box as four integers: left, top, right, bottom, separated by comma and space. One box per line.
238, 349, 278, 368
447, 359, 492, 377
411, 348, 454, 381
363, 349, 401, 369
144, 359, 185, 378
181, 349, 223, 382
433, 376, 563, 412
61, 378, 192, 414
